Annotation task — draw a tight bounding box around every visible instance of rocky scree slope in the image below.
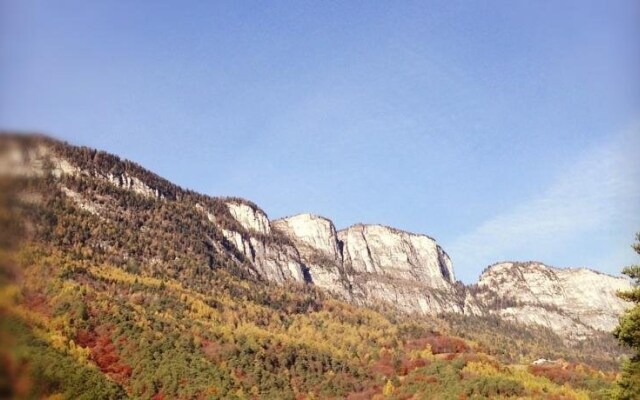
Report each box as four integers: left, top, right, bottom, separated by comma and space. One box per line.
0, 134, 631, 340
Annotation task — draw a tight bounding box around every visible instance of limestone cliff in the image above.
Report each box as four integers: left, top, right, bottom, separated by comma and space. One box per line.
272, 214, 350, 298
474, 262, 631, 340
273, 215, 468, 314
216, 201, 307, 284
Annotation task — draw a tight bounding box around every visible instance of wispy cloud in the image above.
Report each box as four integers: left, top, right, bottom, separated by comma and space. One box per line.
450, 126, 640, 281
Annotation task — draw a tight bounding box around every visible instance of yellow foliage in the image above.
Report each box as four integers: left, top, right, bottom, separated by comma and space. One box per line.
463, 360, 501, 377
0, 284, 20, 308
511, 368, 590, 400
383, 379, 394, 396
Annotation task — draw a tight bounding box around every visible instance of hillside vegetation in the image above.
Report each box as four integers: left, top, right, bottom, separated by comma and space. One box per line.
0, 136, 625, 399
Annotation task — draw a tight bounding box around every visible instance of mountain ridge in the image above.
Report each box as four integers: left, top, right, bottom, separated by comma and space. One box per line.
0, 131, 631, 398
0, 133, 631, 340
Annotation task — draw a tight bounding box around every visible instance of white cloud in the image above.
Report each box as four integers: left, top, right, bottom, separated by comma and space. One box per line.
450, 126, 640, 279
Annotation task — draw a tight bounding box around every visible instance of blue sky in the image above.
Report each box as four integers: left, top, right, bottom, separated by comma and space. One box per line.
1, 1, 639, 283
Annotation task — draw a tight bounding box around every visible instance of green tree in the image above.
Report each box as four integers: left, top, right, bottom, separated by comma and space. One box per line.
613, 233, 640, 399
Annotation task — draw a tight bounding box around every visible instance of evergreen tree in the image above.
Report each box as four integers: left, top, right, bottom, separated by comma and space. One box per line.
613, 233, 640, 399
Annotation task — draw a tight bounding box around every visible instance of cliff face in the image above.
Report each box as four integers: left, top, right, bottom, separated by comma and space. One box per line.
339, 224, 455, 286
338, 224, 466, 314
271, 214, 350, 298
190, 199, 309, 285
475, 262, 631, 340
1, 134, 632, 341
273, 215, 468, 315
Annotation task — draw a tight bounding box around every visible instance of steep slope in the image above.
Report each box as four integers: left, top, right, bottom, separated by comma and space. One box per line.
338, 224, 470, 314
473, 261, 631, 340
273, 214, 472, 315
0, 134, 631, 340
0, 133, 629, 398
214, 200, 307, 284
272, 214, 350, 298
0, 134, 308, 286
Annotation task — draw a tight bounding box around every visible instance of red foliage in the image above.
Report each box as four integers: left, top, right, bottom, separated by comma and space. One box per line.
75, 326, 132, 384
201, 339, 220, 359
371, 349, 395, 376
75, 328, 96, 348
528, 363, 582, 386
403, 337, 432, 352
347, 385, 382, 400
424, 335, 469, 354
398, 358, 428, 375
151, 391, 165, 400
23, 293, 51, 316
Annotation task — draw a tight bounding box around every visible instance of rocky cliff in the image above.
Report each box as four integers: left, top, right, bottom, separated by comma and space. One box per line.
473, 261, 631, 340
272, 214, 350, 298
0, 134, 631, 340
272, 216, 468, 314
337, 223, 470, 314
215, 200, 307, 284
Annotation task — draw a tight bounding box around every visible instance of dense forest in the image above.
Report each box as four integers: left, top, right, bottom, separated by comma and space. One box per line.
0, 136, 629, 399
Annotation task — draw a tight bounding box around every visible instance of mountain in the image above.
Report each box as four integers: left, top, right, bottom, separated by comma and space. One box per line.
473, 261, 632, 341
0, 133, 630, 398
0, 133, 630, 338
273, 215, 469, 314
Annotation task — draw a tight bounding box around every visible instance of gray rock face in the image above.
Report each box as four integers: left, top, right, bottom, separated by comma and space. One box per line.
272, 214, 340, 260
208, 201, 307, 284
272, 214, 350, 298
475, 262, 632, 340
272, 215, 464, 314
0, 136, 162, 199
226, 202, 271, 235
105, 172, 164, 199
339, 224, 455, 286
338, 224, 465, 314
0, 139, 78, 178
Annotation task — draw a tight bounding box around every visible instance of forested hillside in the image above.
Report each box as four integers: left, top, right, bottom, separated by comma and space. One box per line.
0, 135, 626, 399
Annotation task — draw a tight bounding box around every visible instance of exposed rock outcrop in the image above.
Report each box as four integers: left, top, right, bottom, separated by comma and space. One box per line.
339, 224, 455, 286
474, 262, 631, 340
0, 135, 162, 199
204, 202, 307, 284
338, 224, 467, 315
0, 138, 78, 178
105, 172, 164, 199
272, 214, 350, 298
226, 201, 271, 235
272, 215, 467, 314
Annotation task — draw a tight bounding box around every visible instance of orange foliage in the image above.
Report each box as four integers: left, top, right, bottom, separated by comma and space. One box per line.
424, 335, 468, 354
75, 326, 132, 384
151, 391, 165, 400
528, 363, 584, 386
346, 385, 381, 400
371, 349, 395, 376
22, 293, 51, 316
